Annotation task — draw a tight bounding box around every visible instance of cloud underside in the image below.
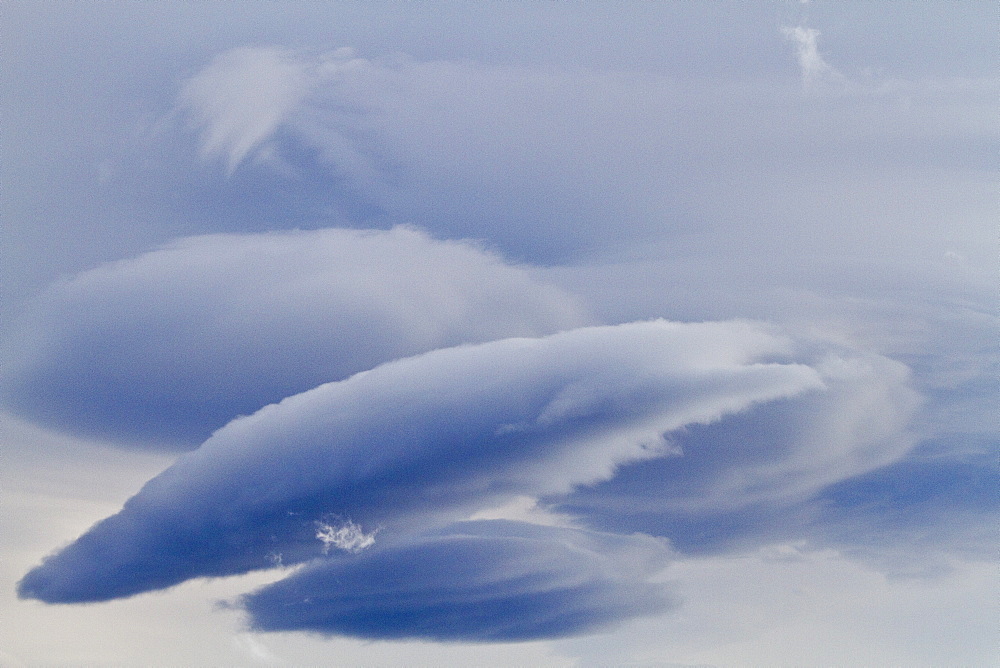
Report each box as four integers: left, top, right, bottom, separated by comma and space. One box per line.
6, 225, 929, 642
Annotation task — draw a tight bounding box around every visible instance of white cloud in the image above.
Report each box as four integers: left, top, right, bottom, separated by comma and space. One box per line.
782, 25, 843, 90
5, 3, 997, 661
315, 519, 377, 554
18, 320, 823, 604
179, 47, 315, 172
0, 226, 590, 447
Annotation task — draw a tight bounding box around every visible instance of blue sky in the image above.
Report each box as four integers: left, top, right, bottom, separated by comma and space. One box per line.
1, 2, 997, 665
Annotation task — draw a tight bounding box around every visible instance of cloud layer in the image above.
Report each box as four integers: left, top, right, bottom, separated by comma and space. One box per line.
168, 45, 997, 269
0, 226, 588, 447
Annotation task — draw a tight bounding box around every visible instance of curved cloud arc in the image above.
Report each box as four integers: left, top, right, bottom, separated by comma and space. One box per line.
17, 319, 823, 604
0, 226, 590, 448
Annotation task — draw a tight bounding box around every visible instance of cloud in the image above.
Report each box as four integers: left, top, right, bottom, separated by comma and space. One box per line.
781, 25, 843, 89
4, 3, 998, 662
314, 519, 377, 555
179, 47, 319, 173
170, 46, 694, 260
17, 319, 823, 605
158, 44, 1000, 270
553, 348, 919, 553
242, 520, 673, 642
0, 226, 589, 448
812, 446, 1000, 574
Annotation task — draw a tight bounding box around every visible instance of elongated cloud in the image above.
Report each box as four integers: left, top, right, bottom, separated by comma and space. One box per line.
0, 226, 589, 447
168, 45, 997, 268
17, 320, 824, 604
243, 521, 673, 641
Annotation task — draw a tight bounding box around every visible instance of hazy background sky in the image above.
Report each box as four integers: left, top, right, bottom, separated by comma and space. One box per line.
1, 2, 996, 665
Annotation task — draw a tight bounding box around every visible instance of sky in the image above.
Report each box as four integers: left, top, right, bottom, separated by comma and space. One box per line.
1, 1, 997, 665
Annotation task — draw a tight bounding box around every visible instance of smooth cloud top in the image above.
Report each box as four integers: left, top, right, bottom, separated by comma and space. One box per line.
0, 226, 589, 448
17, 320, 823, 605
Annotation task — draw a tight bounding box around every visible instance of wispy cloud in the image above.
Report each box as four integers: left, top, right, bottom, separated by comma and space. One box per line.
4, 2, 997, 659
782, 25, 843, 90
179, 47, 313, 172
315, 519, 377, 555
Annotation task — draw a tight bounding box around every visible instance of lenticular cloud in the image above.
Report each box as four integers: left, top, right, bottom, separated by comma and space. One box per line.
243, 521, 674, 642
0, 226, 589, 448
18, 320, 823, 614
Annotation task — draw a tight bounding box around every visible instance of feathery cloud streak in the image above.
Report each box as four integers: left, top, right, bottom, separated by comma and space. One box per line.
781, 25, 842, 89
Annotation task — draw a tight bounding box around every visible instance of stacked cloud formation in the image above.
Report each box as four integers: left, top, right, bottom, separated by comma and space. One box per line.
5, 226, 923, 640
